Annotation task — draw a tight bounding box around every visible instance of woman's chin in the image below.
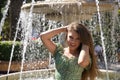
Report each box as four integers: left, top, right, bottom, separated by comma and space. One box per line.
69, 46, 77, 51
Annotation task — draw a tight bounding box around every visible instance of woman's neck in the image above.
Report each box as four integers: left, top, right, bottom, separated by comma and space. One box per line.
66, 47, 79, 55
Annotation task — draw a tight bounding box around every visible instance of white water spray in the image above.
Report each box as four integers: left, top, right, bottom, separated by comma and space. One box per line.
19, 0, 35, 80
7, 0, 27, 75
7, 13, 22, 75
95, 0, 110, 80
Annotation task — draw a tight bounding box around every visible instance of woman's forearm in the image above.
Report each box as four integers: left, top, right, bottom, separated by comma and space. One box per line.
78, 45, 90, 68
40, 27, 67, 40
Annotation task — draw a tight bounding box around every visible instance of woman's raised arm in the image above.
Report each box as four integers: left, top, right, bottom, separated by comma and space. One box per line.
40, 27, 67, 55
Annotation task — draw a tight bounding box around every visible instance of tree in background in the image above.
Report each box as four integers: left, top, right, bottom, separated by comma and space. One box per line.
0, 0, 23, 40
0, 0, 9, 40
9, 0, 23, 40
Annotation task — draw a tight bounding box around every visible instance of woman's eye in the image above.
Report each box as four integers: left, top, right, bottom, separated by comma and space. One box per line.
69, 36, 73, 39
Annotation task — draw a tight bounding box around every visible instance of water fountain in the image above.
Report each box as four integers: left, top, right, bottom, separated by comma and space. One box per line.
21, 0, 114, 24
0, 0, 120, 80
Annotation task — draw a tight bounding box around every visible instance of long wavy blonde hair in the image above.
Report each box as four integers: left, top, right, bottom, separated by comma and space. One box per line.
67, 22, 98, 80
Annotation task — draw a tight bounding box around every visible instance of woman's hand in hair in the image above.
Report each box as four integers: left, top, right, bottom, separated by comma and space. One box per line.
78, 44, 90, 68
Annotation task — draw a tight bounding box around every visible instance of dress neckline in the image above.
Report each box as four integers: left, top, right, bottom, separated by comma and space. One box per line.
62, 54, 78, 60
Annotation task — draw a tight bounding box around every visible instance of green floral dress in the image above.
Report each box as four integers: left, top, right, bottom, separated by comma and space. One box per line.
53, 44, 90, 80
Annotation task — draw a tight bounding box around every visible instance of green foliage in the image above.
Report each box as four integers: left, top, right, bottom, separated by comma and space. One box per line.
118, 9, 120, 15
0, 41, 21, 61
0, 0, 10, 40
0, 19, 10, 40
0, 0, 7, 20
0, 40, 49, 61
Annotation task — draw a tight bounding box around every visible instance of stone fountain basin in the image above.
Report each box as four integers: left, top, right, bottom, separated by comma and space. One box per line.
98, 69, 120, 80
21, 1, 114, 21
0, 69, 55, 80
0, 61, 120, 80
21, 1, 113, 14
0, 68, 120, 80
0, 60, 49, 72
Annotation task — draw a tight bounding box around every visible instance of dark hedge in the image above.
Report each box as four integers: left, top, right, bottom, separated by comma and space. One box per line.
0, 41, 21, 61
0, 40, 49, 61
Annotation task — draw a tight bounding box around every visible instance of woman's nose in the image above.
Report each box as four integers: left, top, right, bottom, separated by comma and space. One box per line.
71, 39, 76, 43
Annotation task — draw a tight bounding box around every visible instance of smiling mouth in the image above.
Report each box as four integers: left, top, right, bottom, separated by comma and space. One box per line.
70, 44, 76, 47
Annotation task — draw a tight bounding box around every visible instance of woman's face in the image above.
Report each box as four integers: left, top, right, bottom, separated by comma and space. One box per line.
67, 30, 81, 51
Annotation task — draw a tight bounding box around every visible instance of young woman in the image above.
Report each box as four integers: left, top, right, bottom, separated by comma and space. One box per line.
40, 22, 98, 80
